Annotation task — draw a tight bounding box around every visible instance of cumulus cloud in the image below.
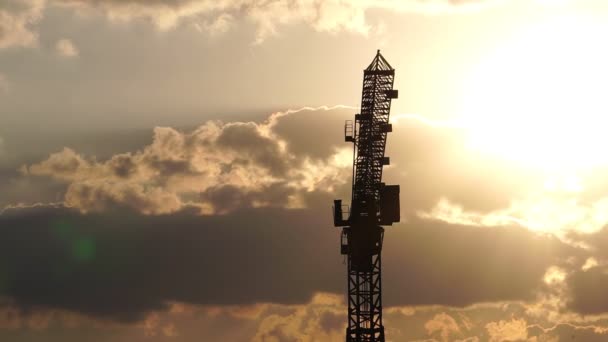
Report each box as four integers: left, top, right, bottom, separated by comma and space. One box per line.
194, 13, 234, 36
419, 191, 608, 240
0, 304, 98, 332
425, 312, 462, 341
0, 0, 44, 49
528, 323, 608, 342
0, 0, 499, 50
17, 105, 548, 218
380, 116, 608, 241
55, 38, 79, 57
14, 105, 608, 338
24, 107, 352, 215
10, 299, 602, 341
485, 318, 528, 342
24, 103, 608, 235
251, 293, 344, 342
50, 0, 497, 43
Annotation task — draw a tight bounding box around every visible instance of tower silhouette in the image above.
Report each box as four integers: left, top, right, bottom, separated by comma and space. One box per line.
333, 50, 400, 342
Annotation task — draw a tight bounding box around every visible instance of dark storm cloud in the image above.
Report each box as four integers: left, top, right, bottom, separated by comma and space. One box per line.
568, 226, 608, 260
566, 267, 608, 315
8, 106, 601, 323
0, 203, 579, 323
0, 203, 342, 322
561, 227, 608, 315
384, 218, 579, 307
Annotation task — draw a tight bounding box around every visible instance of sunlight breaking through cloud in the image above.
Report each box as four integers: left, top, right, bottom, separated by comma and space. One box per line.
22, 107, 352, 215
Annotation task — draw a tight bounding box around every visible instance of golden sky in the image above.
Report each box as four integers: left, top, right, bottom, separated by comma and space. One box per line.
3, 0, 608, 341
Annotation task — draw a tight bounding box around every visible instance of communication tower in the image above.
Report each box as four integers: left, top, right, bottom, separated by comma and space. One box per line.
333, 50, 400, 342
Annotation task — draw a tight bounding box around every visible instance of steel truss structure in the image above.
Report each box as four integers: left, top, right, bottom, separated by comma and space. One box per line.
333, 50, 400, 342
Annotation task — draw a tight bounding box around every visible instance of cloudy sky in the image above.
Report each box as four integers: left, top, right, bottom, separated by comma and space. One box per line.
3, 0, 608, 341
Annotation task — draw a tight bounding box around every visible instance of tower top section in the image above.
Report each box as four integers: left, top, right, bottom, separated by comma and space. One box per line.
366, 50, 394, 72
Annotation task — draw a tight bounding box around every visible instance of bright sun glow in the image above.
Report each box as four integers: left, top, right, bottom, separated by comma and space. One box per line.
459, 14, 608, 171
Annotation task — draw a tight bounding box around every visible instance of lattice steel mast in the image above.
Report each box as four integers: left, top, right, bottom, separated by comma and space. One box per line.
333, 50, 400, 342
